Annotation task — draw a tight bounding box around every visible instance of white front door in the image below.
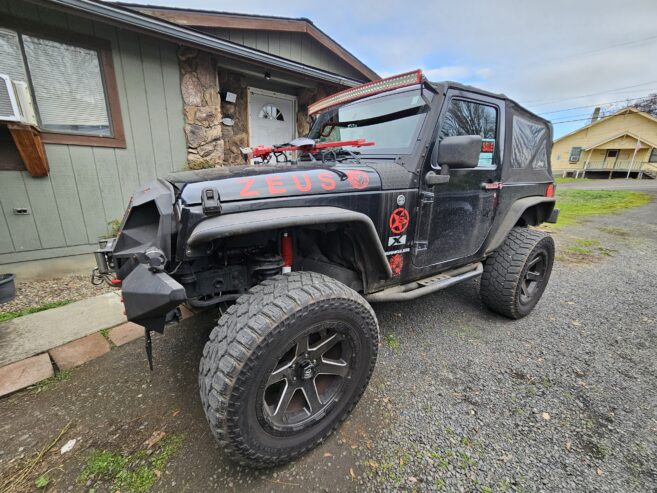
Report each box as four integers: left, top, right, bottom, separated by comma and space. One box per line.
248, 88, 296, 148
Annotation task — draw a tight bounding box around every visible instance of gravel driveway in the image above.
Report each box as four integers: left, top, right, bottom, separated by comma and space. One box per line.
0, 189, 655, 492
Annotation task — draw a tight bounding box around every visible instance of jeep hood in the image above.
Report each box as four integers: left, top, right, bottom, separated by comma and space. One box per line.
169, 164, 381, 205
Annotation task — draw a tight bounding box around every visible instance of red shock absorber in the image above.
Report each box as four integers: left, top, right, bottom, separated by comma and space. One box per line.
281, 232, 293, 273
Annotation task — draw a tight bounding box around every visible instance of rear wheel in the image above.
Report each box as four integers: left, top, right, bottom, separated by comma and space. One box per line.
199, 272, 378, 467
480, 227, 555, 319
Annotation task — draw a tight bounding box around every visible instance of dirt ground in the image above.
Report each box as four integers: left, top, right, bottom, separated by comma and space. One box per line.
0, 185, 655, 492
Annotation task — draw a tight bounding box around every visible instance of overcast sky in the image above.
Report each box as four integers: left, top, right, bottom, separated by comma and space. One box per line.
127, 0, 657, 138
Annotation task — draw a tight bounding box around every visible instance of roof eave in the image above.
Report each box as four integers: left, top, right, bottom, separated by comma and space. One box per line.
26, 0, 365, 87
117, 2, 379, 82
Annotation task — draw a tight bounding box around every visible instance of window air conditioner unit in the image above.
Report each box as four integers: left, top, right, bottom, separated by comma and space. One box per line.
0, 74, 38, 126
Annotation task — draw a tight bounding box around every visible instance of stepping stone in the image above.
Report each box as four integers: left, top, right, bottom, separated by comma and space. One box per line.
49, 333, 111, 370
108, 322, 144, 346
0, 353, 53, 397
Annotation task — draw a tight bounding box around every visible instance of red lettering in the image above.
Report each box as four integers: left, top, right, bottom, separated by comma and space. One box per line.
238, 178, 259, 197
266, 175, 287, 194
318, 172, 336, 191
292, 173, 312, 192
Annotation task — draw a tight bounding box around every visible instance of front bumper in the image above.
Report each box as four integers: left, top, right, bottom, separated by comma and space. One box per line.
121, 264, 187, 333
93, 240, 186, 333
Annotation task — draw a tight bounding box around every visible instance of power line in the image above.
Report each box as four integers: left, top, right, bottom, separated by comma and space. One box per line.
539, 94, 657, 115
551, 113, 639, 125
549, 100, 657, 123
502, 33, 657, 74
560, 33, 657, 59
524, 80, 657, 106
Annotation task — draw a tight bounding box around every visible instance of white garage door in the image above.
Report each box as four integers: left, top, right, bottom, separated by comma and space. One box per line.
248, 88, 296, 148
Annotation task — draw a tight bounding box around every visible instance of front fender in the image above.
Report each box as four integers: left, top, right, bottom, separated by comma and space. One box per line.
187, 206, 392, 286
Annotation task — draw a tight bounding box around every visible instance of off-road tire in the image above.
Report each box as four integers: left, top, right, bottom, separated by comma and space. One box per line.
199, 271, 379, 468
480, 227, 555, 319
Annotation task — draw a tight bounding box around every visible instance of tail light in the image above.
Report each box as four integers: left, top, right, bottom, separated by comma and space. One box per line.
546, 183, 555, 198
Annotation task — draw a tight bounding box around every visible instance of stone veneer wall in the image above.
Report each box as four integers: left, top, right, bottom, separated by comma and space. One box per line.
178, 46, 336, 167
178, 47, 224, 166
218, 71, 250, 165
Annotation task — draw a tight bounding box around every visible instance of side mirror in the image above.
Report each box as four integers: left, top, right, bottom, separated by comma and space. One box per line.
432, 135, 482, 169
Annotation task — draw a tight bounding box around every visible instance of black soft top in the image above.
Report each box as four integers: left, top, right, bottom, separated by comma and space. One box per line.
431, 81, 554, 183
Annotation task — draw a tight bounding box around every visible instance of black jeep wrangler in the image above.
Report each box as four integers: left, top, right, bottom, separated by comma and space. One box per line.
94, 70, 558, 467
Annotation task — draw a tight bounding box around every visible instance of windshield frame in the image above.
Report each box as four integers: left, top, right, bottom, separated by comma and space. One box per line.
307, 84, 434, 159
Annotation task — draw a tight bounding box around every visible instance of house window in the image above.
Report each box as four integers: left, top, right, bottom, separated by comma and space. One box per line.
259, 104, 285, 121
650, 148, 657, 163
569, 146, 582, 163
440, 99, 498, 166
0, 26, 124, 147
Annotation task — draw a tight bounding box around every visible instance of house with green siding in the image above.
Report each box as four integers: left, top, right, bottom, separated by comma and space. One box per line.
0, 0, 376, 277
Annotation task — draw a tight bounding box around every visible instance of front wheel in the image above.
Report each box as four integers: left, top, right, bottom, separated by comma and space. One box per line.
480, 227, 555, 319
199, 272, 379, 467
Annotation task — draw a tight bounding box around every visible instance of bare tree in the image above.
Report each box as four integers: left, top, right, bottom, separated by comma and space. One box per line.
441, 100, 496, 138
602, 93, 657, 118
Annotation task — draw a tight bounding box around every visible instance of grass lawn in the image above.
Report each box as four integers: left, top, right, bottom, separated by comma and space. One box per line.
555, 189, 652, 226
0, 300, 73, 323
554, 176, 581, 184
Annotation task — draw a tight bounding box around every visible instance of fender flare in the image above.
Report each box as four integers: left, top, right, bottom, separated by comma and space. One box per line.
187, 206, 393, 284
485, 197, 556, 254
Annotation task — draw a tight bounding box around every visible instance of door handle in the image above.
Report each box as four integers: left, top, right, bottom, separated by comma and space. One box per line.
481, 182, 503, 190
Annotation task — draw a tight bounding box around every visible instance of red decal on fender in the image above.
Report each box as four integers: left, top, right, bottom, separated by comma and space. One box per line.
389, 208, 410, 234
292, 174, 312, 192
238, 178, 259, 197
318, 172, 336, 190
389, 253, 404, 276
266, 175, 286, 194
346, 170, 369, 189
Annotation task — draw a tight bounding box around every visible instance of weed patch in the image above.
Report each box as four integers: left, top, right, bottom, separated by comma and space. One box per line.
0, 300, 73, 323
598, 226, 630, 238
32, 369, 73, 393
79, 434, 184, 493
384, 334, 400, 349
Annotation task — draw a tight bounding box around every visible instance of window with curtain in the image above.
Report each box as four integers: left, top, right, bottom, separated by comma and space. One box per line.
0, 27, 113, 137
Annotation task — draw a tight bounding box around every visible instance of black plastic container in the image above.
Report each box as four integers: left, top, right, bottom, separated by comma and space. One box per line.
0, 274, 16, 304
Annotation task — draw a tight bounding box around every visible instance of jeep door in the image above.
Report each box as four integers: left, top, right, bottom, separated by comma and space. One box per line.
413, 90, 505, 269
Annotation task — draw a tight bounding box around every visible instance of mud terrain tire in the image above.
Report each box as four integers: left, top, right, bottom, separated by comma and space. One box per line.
480, 227, 555, 319
199, 271, 379, 467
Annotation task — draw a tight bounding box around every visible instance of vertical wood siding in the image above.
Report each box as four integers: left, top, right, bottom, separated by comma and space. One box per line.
0, 1, 186, 263
203, 28, 364, 81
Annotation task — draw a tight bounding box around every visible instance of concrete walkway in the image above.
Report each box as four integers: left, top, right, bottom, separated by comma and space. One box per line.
0, 292, 126, 367
0, 292, 137, 396
0, 291, 197, 397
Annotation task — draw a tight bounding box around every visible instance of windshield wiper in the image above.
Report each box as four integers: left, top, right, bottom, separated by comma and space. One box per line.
329, 105, 429, 130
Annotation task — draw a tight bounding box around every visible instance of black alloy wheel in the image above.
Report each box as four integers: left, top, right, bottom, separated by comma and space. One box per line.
261, 325, 354, 432
519, 250, 549, 306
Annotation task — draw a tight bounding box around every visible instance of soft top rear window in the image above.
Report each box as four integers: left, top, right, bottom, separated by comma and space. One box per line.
511, 115, 548, 169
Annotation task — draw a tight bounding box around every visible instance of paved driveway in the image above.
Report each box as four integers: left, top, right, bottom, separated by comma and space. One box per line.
1, 188, 656, 492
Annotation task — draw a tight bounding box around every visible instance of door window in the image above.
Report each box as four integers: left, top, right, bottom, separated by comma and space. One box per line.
440, 99, 498, 166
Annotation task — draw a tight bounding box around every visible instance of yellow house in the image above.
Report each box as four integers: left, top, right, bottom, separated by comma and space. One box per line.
551, 108, 657, 179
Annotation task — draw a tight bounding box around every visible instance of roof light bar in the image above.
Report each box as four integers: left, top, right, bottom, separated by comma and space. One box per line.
308, 70, 423, 115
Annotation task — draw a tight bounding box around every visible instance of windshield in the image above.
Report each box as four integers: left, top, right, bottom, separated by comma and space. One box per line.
307, 88, 431, 155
